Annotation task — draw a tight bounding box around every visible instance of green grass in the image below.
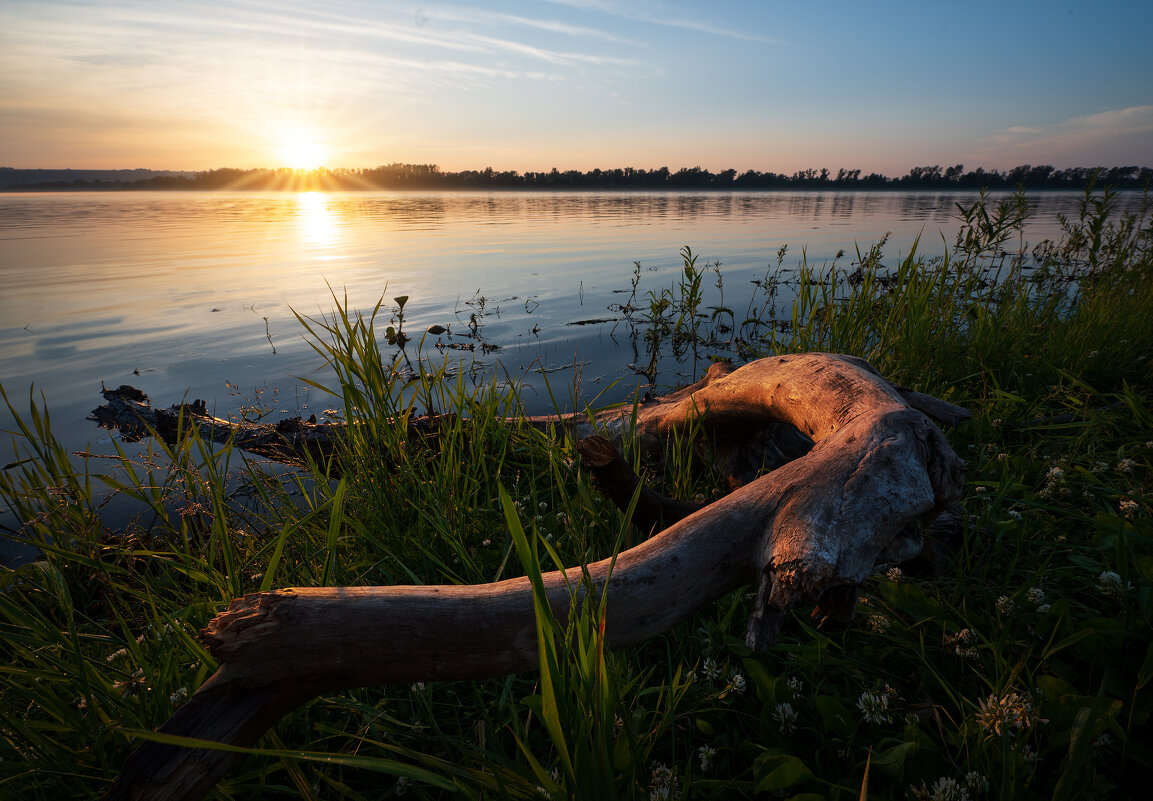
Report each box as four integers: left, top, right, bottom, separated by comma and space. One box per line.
1, 185, 1151, 799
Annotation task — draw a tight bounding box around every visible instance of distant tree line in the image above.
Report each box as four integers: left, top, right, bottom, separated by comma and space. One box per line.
3, 163, 1150, 191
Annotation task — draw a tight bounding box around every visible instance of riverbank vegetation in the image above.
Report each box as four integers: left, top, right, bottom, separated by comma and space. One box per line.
2, 162, 1150, 192
2, 186, 1151, 799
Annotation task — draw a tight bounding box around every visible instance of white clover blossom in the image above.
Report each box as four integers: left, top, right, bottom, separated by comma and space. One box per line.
868, 614, 890, 633
995, 595, 1014, 615
975, 691, 1040, 737
727, 669, 747, 694
1120, 498, 1139, 518
945, 628, 979, 659
965, 771, 989, 795
697, 744, 716, 772
701, 657, 721, 680
1026, 587, 1045, 605
927, 776, 970, 801
1091, 461, 1110, 474
886, 566, 903, 582
1036, 603, 1051, 614
772, 702, 798, 733
1007, 509, 1023, 521
1115, 458, 1136, 473
856, 690, 891, 725
168, 687, 189, 705
1098, 570, 1131, 599
648, 762, 680, 801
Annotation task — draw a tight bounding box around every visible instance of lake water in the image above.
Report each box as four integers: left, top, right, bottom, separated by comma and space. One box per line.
0, 188, 1140, 559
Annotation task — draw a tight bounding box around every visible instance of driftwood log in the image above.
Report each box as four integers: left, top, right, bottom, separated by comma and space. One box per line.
101, 353, 969, 801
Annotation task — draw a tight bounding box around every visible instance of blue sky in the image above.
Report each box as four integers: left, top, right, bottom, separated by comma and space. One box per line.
1, 0, 1151, 173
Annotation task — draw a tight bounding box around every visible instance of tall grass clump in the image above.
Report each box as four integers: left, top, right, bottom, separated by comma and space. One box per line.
2, 184, 1151, 799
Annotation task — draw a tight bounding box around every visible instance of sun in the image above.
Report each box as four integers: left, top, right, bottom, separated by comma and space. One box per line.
277, 133, 328, 170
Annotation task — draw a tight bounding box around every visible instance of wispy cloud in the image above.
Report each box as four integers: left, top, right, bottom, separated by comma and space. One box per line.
541, 0, 785, 45
977, 106, 1153, 165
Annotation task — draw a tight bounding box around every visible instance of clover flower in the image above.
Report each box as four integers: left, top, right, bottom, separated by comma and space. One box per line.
785, 676, 805, 699
1115, 458, 1136, 473
1120, 498, 1139, 518
727, 669, 747, 694
701, 657, 721, 680
648, 762, 680, 801
697, 744, 716, 772
1098, 570, 1131, 599
868, 614, 891, 633
995, 595, 1014, 615
772, 702, 798, 733
886, 566, 903, 582
1026, 587, 1045, 605
975, 691, 1040, 737
965, 771, 989, 795
856, 689, 891, 725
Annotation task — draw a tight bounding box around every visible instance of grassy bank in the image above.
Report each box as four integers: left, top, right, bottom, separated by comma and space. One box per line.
2, 187, 1151, 800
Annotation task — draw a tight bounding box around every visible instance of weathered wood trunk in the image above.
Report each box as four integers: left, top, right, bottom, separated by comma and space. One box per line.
102, 353, 968, 801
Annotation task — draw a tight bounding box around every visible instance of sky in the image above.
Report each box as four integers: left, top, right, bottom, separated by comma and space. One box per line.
1, 0, 1151, 175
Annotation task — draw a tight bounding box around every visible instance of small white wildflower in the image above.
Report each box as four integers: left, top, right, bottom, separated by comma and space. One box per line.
701, 657, 721, 680
975, 691, 1040, 736
1087, 350, 1099, 358
538, 500, 549, 512
996, 595, 1015, 615
1146, 441, 1153, 449
975, 486, 988, 494
106, 648, 128, 664
697, 744, 716, 772
996, 452, 1007, 462
926, 776, 971, 801
991, 418, 1002, 429
1007, 509, 1023, 521
886, 566, 903, 582
964, 770, 989, 794
786, 676, 805, 699
1026, 587, 1045, 605
1036, 603, 1051, 614
904, 712, 920, 727
868, 614, 891, 633
410, 681, 427, 694
728, 670, 747, 694
481, 538, 491, 547
1115, 458, 1136, 473
1120, 498, 1139, 518
856, 690, 891, 725
1046, 466, 1064, 480
772, 702, 798, 733
1091, 461, 1110, 474
648, 762, 680, 801
169, 687, 189, 705
1098, 570, 1131, 600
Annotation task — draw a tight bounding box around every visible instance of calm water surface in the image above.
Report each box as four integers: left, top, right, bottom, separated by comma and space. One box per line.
0, 188, 1137, 542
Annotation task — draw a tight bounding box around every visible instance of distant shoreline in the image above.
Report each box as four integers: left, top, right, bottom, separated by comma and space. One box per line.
2, 163, 1149, 193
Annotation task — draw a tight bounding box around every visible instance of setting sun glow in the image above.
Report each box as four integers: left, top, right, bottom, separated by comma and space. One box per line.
278, 134, 328, 170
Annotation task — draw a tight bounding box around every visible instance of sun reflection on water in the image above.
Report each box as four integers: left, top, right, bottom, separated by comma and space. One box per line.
295, 191, 340, 251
